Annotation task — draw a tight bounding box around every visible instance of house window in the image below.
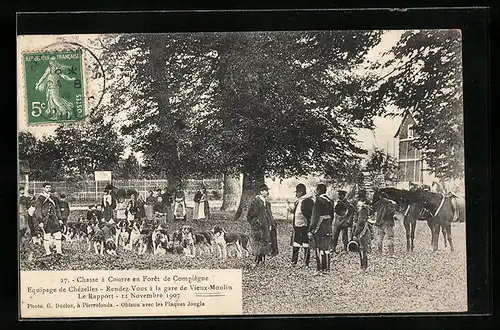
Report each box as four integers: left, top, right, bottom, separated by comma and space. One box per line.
407, 125, 414, 139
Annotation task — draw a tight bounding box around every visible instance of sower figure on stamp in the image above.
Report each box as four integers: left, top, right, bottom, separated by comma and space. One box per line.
332, 190, 356, 254
351, 190, 372, 271
34, 183, 63, 256
372, 191, 399, 257
287, 183, 314, 268
308, 184, 335, 276
247, 184, 277, 268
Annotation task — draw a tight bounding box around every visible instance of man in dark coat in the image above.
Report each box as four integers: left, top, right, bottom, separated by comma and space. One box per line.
352, 190, 372, 271
34, 183, 63, 256
332, 190, 356, 253
58, 194, 70, 225
25, 189, 37, 240
102, 185, 117, 222
308, 183, 335, 275
287, 183, 314, 267
146, 190, 157, 205
372, 191, 399, 257
126, 192, 145, 225
247, 184, 277, 268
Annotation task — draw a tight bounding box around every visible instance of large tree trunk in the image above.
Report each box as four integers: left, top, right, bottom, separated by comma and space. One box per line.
220, 172, 242, 212
233, 171, 265, 221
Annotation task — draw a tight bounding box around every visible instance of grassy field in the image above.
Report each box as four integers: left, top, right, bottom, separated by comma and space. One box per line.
19, 206, 468, 314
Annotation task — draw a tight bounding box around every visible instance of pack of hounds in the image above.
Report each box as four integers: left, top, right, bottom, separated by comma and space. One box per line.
42, 219, 251, 260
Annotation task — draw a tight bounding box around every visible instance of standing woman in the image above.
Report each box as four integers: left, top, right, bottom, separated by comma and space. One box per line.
173, 185, 187, 221
193, 188, 202, 221
247, 184, 277, 268
199, 187, 211, 221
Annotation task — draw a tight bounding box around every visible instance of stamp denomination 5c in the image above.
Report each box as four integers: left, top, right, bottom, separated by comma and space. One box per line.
23, 50, 85, 125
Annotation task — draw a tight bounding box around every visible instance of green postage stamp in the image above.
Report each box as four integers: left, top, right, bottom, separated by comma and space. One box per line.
23, 50, 85, 125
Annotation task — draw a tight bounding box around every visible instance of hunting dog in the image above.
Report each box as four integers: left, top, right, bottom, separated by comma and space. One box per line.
116, 219, 130, 249
193, 231, 214, 255
180, 225, 197, 257
87, 222, 105, 255
169, 229, 185, 254
126, 221, 142, 253
211, 225, 251, 260
152, 226, 170, 255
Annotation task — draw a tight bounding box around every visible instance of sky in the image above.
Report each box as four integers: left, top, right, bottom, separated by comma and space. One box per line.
17, 30, 405, 161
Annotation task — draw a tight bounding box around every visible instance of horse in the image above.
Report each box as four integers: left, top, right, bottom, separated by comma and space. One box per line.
372, 187, 446, 252
404, 189, 456, 252
373, 187, 419, 251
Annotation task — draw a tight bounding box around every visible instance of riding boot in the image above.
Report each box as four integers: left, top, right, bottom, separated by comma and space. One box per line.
291, 247, 299, 265
54, 231, 63, 255
315, 250, 321, 271
388, 243, 394, 258
43, 233, 51, 255
321, 252, 327, 271
304, 248, 311, 267
377, 240, 383, 254
361, 252, 368, 270
326, 253, 331, 272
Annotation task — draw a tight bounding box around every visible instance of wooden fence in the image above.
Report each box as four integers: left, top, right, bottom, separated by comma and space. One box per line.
19, 179, 223, 205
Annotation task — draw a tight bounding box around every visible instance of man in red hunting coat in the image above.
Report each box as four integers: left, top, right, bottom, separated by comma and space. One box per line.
308, 183, 335, 276
287, 183, 314, 268
247, 184, 278, 268
34, 183, 63, 256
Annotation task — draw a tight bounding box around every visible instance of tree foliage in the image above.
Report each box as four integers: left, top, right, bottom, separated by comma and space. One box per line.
18, 131, 65, 181
54, 114, 125, 177
18, 114, 125, 180
95, 31, 383, 181
364, 147, 399, 183
377, 30, 464, 180
114, 154, 142, 179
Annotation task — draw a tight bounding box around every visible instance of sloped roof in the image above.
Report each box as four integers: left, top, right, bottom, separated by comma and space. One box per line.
394, 110, 418, 138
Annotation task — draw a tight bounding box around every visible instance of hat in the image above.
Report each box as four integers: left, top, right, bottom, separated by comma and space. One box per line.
259, 184, 269, 191
357, 190, 367, 200
295, 183, 306, 193
347, 240, 359, 253
337, 190, 347, 195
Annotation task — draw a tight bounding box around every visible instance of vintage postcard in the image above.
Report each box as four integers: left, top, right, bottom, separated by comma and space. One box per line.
17, 29, 467, 318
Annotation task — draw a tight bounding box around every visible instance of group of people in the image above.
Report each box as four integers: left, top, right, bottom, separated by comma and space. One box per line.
247, 183, 400, 275
19, 180, 407, 269
18, 183, 70, 256
18, 182, 212, 257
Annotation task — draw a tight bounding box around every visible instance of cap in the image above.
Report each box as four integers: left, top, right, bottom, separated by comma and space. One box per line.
337, 190, 347, 195
357, 190, 367, 199
259, 184, 269, 191
295, 183, 306, 193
